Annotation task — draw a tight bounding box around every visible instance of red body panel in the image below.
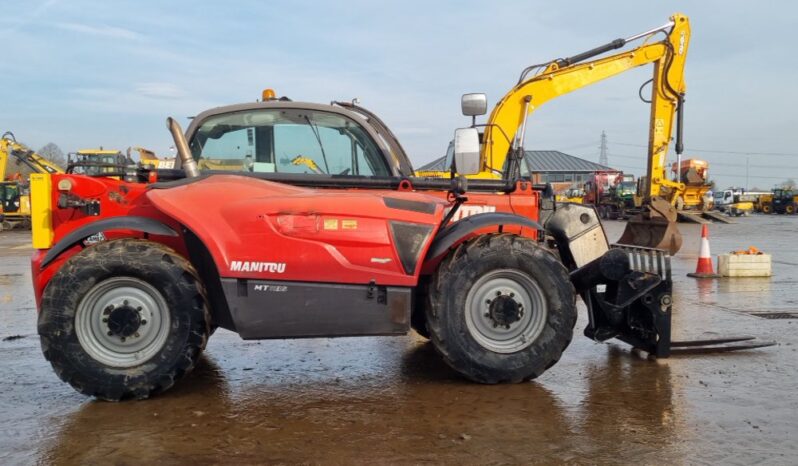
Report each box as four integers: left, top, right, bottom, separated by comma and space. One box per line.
32, 174, 541, 307
147, 175, 445, 286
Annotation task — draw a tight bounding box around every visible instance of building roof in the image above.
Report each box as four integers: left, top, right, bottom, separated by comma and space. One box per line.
417, 156, 448, 172
416, 150, 615, 173
524, 150, 614, 173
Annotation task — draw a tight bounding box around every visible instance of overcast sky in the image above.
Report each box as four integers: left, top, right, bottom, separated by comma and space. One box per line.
2, 1, 796, 189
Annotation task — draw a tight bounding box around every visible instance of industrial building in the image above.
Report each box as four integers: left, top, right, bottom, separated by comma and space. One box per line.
417, 150, 616, 191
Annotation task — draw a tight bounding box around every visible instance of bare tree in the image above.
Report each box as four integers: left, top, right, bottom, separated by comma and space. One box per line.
37, 143, 67, 168
779, 178, 796, 190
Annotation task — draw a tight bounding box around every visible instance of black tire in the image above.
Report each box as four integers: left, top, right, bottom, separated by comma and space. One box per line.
762, 204, 772, 214
38, 239, 210, 401
411, 309, 430, 339
426, 234, 577, 384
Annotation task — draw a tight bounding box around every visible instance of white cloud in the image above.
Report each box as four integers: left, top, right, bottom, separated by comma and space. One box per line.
135, 83, 187, 100
54, 22, 141, 41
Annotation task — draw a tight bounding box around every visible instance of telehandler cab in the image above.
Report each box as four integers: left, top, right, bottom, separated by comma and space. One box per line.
30, 95, 770, 400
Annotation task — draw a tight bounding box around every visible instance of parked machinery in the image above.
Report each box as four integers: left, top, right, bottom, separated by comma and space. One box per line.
582, 171, 627, 220
671, 159, 711, 211
131, 147, 177, 169
28, 88, 773, 399
713, 188, 755, 216
0, 132, 64, 230
770, 188, 798, 214
555, 185, 585, 204
716, 188, 780, 215
67, 149, 133, 177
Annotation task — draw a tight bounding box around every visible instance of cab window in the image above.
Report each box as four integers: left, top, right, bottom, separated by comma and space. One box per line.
189, 109, 389, 176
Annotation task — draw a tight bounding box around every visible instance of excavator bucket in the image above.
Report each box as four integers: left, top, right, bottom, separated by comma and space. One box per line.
618, 197, 683, 255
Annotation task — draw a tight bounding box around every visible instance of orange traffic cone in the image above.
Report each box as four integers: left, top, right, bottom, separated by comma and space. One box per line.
687, 224, 720, 278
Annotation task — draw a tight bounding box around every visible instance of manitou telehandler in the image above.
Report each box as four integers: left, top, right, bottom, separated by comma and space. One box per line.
29, 94, 773, 400
30, 25, 771, 402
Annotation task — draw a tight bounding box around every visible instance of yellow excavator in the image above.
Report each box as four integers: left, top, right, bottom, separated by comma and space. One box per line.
1, 132, 64, 230
131, 146, 177, 169
426, 13, 691, 254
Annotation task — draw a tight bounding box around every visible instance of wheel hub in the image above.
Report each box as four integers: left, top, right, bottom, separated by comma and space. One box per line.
487, 294, 523, 328
106, 304, 142, 338
76, 277, 170, 368
465, 270, 548, 354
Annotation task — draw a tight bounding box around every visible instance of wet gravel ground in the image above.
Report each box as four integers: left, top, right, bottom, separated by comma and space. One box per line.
1, 216, 796, 465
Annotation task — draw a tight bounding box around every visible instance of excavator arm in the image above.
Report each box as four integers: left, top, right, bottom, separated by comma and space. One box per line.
478, 14, 690, 254
1, 132, 65, 177
483, 14, 689, 182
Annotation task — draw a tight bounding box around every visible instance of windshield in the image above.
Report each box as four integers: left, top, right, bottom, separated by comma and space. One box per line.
1, 183, 20, 211
68, 152, 128, 176
714, 191, 737, 202
618, 181, 636, 195
189, 109, 389, 176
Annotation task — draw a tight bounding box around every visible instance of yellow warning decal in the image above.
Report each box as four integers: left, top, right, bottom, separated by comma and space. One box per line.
323, 218, 339, 230
341, 219, 358, 230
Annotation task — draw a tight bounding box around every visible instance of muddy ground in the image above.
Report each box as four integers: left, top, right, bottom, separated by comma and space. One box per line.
1, 217, 796, 465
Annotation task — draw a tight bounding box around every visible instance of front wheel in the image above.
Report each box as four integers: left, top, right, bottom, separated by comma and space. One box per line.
426, 234, 577, 384
38, 239, 210, 400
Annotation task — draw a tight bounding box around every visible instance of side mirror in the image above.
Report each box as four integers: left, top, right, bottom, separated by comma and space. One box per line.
461, 93, 487, 117
453, 127, 481, 175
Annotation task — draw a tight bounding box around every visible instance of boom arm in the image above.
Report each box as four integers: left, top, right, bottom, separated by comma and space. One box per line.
483, 13, 690, 205
1, 133, 65, 179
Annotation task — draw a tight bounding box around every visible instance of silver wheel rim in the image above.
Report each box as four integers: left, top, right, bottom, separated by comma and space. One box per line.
75, 277, 171, 368
464, 269, 548, 354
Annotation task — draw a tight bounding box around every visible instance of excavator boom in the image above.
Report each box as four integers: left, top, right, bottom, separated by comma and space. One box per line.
1, 132, 65, 230
449, 14, 692, 254
1, 132, 65, 177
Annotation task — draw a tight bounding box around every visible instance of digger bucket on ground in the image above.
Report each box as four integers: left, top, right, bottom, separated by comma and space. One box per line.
618, 197, 683, 255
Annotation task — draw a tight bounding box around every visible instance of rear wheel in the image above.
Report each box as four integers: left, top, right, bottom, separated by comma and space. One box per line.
39, 239, 210, 400
426, 234, 577, 383
787, 204, 796, 215
762, 204, 772, 214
